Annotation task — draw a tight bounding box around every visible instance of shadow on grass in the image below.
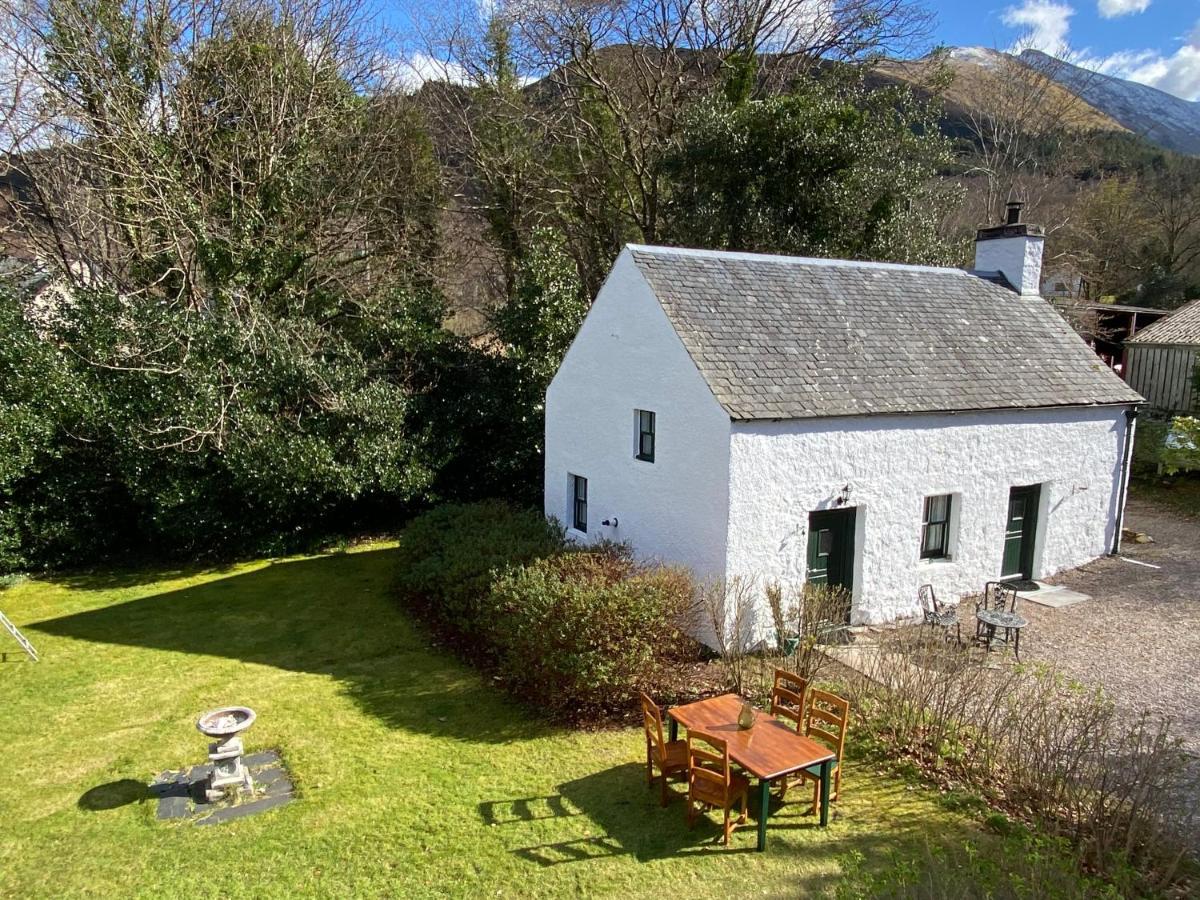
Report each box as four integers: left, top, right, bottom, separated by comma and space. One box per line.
42, 561, 244, 592
29, 550, 557, 744
483, 762, 937, 878
78, 779, 148, 811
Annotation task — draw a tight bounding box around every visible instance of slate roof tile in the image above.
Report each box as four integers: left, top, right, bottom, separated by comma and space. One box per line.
1125, 298, 1200, 347
628, 245, 1141, 420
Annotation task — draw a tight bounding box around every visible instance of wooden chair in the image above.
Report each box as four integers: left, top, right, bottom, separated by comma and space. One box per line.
640, 692, 688, 807
770, 668, 810, 799
770, 667, 809, 733
798, 689, 850, 814
685, 730, 750, 845
919, 583, 961, 644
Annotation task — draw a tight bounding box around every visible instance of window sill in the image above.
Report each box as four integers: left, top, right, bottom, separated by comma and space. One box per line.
568, 527, 588, 539
919, 556, 956, 567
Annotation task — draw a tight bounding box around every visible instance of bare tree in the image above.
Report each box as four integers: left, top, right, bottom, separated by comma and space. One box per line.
954, 42, 1099, 226
0, 0, 443, 451
1061, 176, 1148, 302
0, 0, 436, 306
1141, 157, 1200, 283
411, 0, 934, 294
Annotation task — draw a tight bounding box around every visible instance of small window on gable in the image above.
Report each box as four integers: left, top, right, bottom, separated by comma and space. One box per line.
636, 409, 655, 463
921, 494, 953, 560
571, 474, 588, 533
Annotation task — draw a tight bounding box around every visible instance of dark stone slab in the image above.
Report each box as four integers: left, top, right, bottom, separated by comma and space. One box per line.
150, 749, 295, 825
195, 792, 293, 826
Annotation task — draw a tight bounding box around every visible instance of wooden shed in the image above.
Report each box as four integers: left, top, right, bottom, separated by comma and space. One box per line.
1125, 298, 1200, 415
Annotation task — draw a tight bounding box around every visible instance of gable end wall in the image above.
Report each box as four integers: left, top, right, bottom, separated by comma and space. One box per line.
544, 251, 733, 578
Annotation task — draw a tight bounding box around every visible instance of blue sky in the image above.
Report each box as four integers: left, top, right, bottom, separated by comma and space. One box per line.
927, 0, 1200, 99
384, 0, 1200, 102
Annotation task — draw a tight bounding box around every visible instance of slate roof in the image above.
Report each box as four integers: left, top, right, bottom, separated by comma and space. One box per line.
1126, 298, 1200, 347
627, 245, 1142, 420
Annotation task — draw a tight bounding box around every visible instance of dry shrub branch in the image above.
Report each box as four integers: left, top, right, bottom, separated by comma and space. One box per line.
846, 631, 1198, 890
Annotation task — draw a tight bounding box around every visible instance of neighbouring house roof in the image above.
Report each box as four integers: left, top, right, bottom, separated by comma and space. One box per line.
1126, 298, 1200, 348
626, 245, 1142, 420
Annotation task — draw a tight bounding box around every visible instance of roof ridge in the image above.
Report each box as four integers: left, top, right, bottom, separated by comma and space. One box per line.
625, 243, 972, 278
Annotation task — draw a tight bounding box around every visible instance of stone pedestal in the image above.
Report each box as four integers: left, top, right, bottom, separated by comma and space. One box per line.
205, 735, 253, 801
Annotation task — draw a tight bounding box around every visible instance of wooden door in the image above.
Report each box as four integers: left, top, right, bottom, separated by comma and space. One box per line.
1001, 485, 1041, 580
807, 508, 856, 593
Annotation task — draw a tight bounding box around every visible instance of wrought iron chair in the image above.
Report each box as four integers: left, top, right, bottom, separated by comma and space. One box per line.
977, 581, 1020, 648
640, 692, 688, 807
919, 584, 960, 644
983, 581, 1019, 612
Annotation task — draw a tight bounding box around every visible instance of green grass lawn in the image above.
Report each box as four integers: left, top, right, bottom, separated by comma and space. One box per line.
0, 545, 1081, 898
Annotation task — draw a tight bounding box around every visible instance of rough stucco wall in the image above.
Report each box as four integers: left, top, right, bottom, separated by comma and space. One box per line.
725, 406, 1132, 627
974, 236, 1044, 295
544, 250, 732, 578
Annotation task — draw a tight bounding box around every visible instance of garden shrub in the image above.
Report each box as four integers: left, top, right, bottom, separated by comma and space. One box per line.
486, 547, 697, 716
1133, 415, 1200, 476
391, 501, 566, 641
844, 632, 1198, 892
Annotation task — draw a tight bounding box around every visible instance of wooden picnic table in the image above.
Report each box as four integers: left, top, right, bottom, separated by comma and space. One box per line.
667, 693, 837, 851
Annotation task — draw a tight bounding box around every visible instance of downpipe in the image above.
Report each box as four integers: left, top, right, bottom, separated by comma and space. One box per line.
1111, 406, 1139, 555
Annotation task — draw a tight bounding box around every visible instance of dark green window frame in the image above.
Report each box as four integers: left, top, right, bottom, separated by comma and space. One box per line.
636, 410, 655, 462
572, 474, 588, 533
921, 494, 952, 560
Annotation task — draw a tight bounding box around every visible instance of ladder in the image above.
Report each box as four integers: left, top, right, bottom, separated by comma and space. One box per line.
0, 609, 38, 662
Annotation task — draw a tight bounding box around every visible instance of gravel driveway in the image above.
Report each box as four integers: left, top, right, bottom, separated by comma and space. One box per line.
1019, 493, 1200, 752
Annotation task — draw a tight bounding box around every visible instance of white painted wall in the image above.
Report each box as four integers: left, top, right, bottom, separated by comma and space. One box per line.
974, 235, 1044, 296
725, 406, 1133, 627
543, 249, 733, 578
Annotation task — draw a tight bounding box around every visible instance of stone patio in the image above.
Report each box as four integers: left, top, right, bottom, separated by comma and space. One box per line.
1014, 582, 1090, 609
149, 749, 295, 825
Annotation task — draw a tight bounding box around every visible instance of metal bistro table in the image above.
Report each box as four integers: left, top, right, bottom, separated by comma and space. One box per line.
667, 693, 837, 851
976, 607, 1029, 660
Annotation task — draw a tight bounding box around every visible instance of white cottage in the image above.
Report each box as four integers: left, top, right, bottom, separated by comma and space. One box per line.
544, 212, 1143, 625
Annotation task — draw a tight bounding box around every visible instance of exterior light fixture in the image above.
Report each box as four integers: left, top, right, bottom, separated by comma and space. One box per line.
601, 517, 619, 527
834, 485, 852, 507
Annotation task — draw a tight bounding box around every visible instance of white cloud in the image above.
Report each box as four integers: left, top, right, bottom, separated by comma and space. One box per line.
1002, 1, 1074, 55
384, 52, 473, 92
1080, 22, 1200, 100
1097, 0, 1151, 18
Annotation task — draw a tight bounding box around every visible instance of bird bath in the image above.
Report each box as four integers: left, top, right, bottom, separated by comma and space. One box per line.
196, 706, 256, 802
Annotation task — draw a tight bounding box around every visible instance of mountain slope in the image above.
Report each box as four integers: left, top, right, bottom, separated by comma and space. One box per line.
875, 49, 1126, 136
1019, 49, 1200, 155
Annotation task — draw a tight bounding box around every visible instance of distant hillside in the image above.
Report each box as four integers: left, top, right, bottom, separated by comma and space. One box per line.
875, 49, 1127, 136
1016, 49, 1200, 156
899, 46, 1199, 157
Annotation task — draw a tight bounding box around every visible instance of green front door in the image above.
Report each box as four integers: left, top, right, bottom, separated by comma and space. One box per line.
1001, 485, 1041, 579
807, 508, 856, 593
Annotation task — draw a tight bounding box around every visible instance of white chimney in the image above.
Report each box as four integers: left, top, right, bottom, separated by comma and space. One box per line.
973, 201, 1044, 296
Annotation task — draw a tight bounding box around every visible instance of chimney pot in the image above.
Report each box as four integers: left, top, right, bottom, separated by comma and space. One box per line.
1005, 201, 1023, 225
